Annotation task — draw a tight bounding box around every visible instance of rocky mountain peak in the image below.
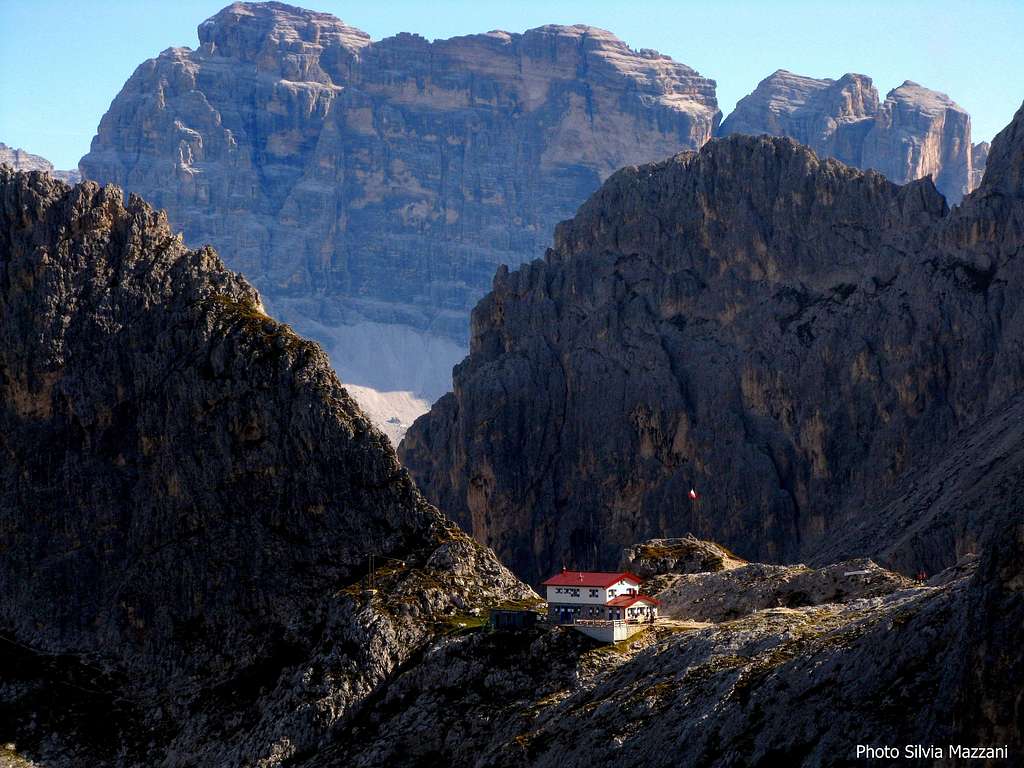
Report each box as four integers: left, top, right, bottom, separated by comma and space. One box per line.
197, 1, 371, 64
523, 23, 620, 40
887, 79, 959, 109
975, 101, 1024, 197
0, 142, 80, 183
859, 80, 974, 202
720, 69, 878, 129
971, 140, 990, 189
81, 3, 721, 440
720, 68, 976, 202
0, 167, 531, 763
402, 100, 1024, 584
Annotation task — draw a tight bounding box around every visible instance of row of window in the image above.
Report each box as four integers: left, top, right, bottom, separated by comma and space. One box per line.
556, 606, 609, 616
553, 586, 640, 598
554, 606, 629, 619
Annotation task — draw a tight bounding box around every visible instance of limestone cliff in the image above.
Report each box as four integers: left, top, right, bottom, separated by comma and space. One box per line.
0, 168, 532, 765
862, 80, 974, 203
719, 70, 976, 203
402, 101, 1024, 584
0, 142, 80, 183
79, 1, 720, 430
972, 140, 990, 189
717, 70, 879, 167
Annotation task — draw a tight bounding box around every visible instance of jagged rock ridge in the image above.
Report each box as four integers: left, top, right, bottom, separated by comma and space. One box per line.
401, 100, 1024, 584
972, 140, 990, 189
718, 69, 976, 203
620, 536, 914, 619
0, 142, 80, 183
651, 554, 915, 623
621, 535, 747, 579
79, 1, 720, 430
0, 168, 532, 765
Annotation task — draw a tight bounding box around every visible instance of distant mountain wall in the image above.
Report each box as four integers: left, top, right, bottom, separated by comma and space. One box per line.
78, 5, 987, 441
79, 1, 720, 433
0, 141, 80, 183
718, 69, 978, 204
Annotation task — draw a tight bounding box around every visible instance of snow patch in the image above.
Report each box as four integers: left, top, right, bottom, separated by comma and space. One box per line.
275, 315, 467, 444
342, 384, 432, 445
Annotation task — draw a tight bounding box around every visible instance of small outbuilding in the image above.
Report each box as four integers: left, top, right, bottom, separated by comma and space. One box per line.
489, 608, 539, 631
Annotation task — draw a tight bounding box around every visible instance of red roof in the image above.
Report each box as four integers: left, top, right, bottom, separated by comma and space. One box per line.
541, 570, 644, 587
606, 594, 660, 608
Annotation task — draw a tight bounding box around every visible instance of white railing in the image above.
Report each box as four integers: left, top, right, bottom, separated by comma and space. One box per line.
574, 618, 650, 627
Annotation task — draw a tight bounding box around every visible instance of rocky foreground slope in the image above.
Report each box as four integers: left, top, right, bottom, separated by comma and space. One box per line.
301, 464, 1022, 768
79, 1, 720, 429
314, 385, 1024, 765
0, 168, 533, 765
718, 70, 978, 203
401, 100, 1024, 584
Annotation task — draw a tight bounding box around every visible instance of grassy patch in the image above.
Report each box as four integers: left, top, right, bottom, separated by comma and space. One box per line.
490, 597, 546, 611
207, 294, 315, 361
436, 613, 488, 634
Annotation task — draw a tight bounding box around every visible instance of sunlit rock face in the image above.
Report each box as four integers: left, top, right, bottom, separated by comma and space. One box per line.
79, 1, 720, 434
971, 140, 990, 189
0, 142, 80, 183
719, 70, 977, 203
861, 80, 974, 203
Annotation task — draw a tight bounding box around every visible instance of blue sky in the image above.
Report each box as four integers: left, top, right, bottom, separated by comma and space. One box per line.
1, 0, 1021, 169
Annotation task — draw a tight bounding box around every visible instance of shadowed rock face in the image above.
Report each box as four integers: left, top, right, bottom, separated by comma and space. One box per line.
4, 109, 1022, 768
401, 101, 1024, 585
79, 1, 720, 421
0, 168, 532, 765
719, 70, 976, 203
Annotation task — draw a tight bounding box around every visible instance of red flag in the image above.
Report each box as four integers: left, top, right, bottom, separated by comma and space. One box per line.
689, 488, 699, 500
